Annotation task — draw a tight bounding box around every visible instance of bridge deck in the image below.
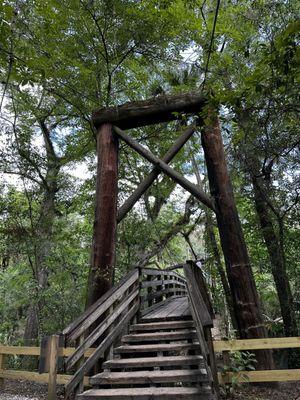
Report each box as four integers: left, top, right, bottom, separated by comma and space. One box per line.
141, 296, 191, 322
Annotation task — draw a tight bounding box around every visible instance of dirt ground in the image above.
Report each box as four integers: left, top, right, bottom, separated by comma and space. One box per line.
1, 380, 300, 400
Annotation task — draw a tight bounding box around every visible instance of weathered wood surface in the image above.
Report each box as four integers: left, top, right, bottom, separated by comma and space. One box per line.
102, 355, 203, 368
63, 268, 139, 343
86, 123, 119, 308
141, 296, 191, 321
47, 335, 60, 400
202, 115, 274, 370
141, 279, 186, 289
184, 264, 212, 328
214, 336, 300, 352
66, 288, 139, 370
219, 369, 300, 384
65, 301, 139, 397
77, 387, 213, 400
121, 330, 197, 343
114, 342, 200, 354
130, 320, 195, 332
0, 369, 89, 386
113, 125, 215, 211
91, 369, 208, 385
117, 125, 196, 222
92, 93, 206, 129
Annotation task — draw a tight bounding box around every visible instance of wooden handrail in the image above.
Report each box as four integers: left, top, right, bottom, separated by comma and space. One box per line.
63, 268, 139, 344
62, 268, 140, 397
184, 260, 220, 399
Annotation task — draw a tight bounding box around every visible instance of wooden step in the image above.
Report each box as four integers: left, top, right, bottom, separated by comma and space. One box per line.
121, 330, 197, 343
91, 369, 208, 385
114, 342, 200, 355
103, 355, 204, 369
77, 387, 214, 399
130, 320, 195, 332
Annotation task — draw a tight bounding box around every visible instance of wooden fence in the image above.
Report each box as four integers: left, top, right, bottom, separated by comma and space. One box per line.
214, 336, 300, 384
1, 336, 300, 398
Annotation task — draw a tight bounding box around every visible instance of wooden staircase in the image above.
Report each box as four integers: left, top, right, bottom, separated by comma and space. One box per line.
59, 261, 219, 400
78, 318, 215, 399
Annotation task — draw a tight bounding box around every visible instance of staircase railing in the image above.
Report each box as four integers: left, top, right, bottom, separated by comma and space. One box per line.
139, 267, 187, 315
184, 260, 220, 399
47, 262, 219, 399
62, 268, 140, 397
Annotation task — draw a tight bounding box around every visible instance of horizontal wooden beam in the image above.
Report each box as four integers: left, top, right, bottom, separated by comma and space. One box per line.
113, 126, 215, 211
0, 369, 90, 386
92, 92, 205, 129
218, 369, 300, 384
214, 336, 300, 352
117, 125, 196, 222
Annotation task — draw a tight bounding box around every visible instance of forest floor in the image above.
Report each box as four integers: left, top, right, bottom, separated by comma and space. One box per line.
1, 380, 300, 399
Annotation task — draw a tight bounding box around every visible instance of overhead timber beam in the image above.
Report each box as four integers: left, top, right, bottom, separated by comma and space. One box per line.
117, 124, 196, 222
92, 92, 206, 130
113, 126, 215, 212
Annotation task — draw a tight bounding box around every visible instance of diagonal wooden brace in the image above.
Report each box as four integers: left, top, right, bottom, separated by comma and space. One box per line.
113, 126, 215, 212
117, 125, 196, 222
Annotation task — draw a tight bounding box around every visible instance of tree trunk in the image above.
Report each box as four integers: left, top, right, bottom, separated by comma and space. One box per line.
24, 121, 60, 343
251, 174, 298, 337
201, 112, 274, 369
86, 123, 119, 308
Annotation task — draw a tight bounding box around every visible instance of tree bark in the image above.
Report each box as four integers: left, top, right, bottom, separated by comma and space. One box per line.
251, 174, 298, 337
86, 123, 119, 308
201, 113, 274, 369
24, 120, 60, 343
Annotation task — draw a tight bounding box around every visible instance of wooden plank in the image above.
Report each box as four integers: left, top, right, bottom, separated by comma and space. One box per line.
92, 92, 206, 129
141, 279, 186, 289
65, 269, 139, 343
103, 355, 204, 368
66, 288, 139, 370
167, 297, 190, 318
121, 330, 197, 343
219, 369, 300, 384
113, 126, 215, 211
184, 264, 212, 327
141, 268, 186, 284
0, 345, 94, 358
214, 336, 300, 352
77, 387, 212, 400
0, 369, 89, 386
65, 301, 139, 397
91, 369, 208, 385
114, 342, 200, 354
130, 320, 195, 332
0, 346, 40, 356
63, 269, 138, 340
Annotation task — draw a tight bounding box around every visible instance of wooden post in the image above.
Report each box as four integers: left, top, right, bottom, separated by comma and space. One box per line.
201, 112, 274, 370
86, 123, 119, 308
47, 335, 59, 400
0, 352, 5, 389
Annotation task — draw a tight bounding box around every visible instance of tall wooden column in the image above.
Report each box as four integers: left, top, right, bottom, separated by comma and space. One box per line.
201, 113, 274, 370
86, 123, 119, 308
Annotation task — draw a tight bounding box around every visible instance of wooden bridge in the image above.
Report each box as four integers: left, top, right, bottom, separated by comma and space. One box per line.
56, 260, 219, 399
